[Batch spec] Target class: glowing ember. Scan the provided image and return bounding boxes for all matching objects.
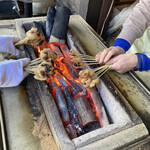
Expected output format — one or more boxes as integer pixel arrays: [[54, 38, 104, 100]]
[[34, 42, 103, 138]]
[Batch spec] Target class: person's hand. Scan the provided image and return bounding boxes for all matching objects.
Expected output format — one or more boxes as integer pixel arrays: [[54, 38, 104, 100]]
[[96, 46, 125, 64], [0, 35, 21, 56], [0, 58, 30, 87], [106, 54, 137, 73]]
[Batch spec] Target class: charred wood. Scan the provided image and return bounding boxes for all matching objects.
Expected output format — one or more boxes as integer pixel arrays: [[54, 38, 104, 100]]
[[74, 96, 97, 127], [60, 44, 70, 58], [62, 73, 87, 96], [63, 87, 84, 136], [49, 44, 64, 57], [55, 73, 86, 96], [62, 57, 79, 79], [89, 87, 110, 127], [54, 73, 69, 89], [65, 123, 77, 139], [55, 86, 70, 125]]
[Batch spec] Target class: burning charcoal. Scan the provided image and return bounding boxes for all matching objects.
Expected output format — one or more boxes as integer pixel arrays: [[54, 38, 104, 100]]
[[55, 86, 70, 125], [59, 44, 70, 58], [62, 58, 79, 79], [55, 73, 86, 96], [63, 74, 87, 96], [63, 87, 84, 136], [46, 7, 56, 40], [65, 123, 77, 139], [89, 87, 110, 127], [54, 73, 79, 96], [49, 76, 57, 89], [49, 44, 64, 58], [74, 96, 97, 127], [54, 73, 70, 89]]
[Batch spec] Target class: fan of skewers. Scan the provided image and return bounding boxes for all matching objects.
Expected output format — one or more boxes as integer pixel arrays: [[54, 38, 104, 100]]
[[69, 49, 110, 88], [24, 48, 57, 81]]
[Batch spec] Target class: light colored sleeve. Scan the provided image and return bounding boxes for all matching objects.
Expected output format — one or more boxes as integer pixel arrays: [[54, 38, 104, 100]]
[[117, 0, 150, 45], [146, 52, 150, 58]]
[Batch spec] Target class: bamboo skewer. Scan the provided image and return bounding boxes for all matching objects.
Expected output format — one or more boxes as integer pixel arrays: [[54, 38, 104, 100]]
[[82, 60, 97, 63], [30, 57, 41, 62], [85, 62, 100, 65], [29, 60, 42, 66], [78, 53, 95, 58], [81, 58, 96, 60], [97, 66, 110, 78], [93, 65, 109, 72]]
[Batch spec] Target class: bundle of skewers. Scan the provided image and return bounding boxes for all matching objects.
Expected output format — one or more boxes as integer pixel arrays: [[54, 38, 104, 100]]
[[69, 49, 110, 88], [24, 48, 57, 81]]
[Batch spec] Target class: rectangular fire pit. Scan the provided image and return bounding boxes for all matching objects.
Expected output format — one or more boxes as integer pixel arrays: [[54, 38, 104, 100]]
[[15, 15, 149, 150]]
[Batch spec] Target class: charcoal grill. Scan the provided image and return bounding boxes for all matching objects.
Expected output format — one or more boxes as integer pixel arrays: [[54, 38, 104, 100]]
[[14, 15, 150, 150]]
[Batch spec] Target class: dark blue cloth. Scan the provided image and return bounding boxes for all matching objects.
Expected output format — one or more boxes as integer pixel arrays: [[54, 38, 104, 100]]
[[113, 38, 131, 52], [140, 53, 150, 71]]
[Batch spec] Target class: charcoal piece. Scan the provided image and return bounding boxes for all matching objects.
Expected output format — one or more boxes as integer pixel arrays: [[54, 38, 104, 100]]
[[90, 87, 110, 127], [46, 7, 56, 40], [74, 96, 97, 127], [63, 58, 79, 79], [63, 73, 87, 96], [55, 73, 69, 88], [23, 22, 33, 32], [49, 77, 56, 89], [49, 44, 64, 57], [55, 73, 86, 96], [55, 86, 70, 125], [24, 74, 41, 117], [84, 122, 100, 134], [49, 6, 70, 44], [33, 21, 46, 39], [63, 87, 84, 136], [65, 123, 77, 139], [59, 44, 70, 58]]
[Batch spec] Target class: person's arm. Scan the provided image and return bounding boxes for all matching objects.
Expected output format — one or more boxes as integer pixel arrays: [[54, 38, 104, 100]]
[[116, 0, 150, 49], [106, 52, 150, 73], [0, 58, 30, 87], [0, 35, 30, 87], [96, 0, 150, 64]]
